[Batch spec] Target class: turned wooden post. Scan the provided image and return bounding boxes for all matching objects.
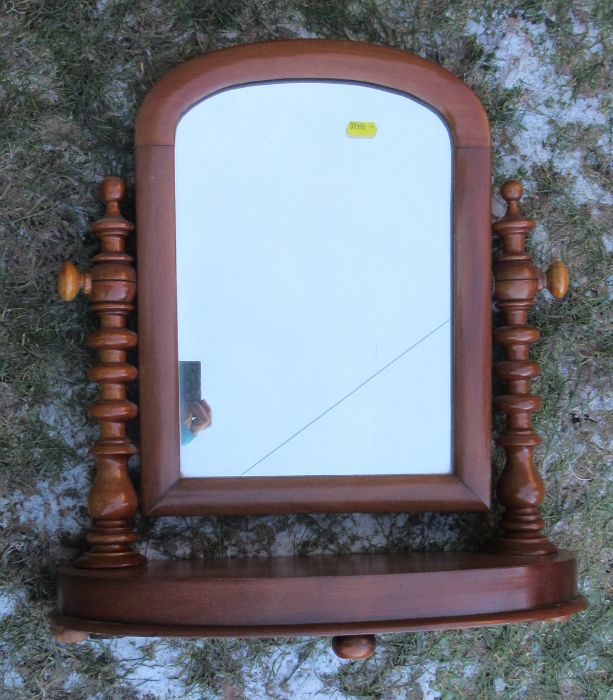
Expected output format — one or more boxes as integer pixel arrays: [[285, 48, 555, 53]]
[[492, 180, 568, 555], [58, 177, 146, 569]]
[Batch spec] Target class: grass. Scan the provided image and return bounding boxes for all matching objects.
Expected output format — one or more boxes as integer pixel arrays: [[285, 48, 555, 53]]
[[0, 1, 611, 698]]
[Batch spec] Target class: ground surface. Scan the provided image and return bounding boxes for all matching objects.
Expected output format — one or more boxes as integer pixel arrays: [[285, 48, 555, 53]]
[[0, 1, 611, 698]]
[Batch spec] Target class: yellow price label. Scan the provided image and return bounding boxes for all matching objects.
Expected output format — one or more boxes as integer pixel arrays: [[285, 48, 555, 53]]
[[346, 121, 378, 139]]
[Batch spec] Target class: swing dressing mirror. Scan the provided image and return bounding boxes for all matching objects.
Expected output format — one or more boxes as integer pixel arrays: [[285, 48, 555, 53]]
[[54, 41, 584, 657]]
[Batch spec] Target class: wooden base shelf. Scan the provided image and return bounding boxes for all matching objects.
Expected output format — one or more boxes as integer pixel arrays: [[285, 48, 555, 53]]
[[55, 551, 585, 639]]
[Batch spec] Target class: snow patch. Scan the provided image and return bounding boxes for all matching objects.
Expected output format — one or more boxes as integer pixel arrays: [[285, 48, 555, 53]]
[[3, 670, 25, 689], [0, 590, 26, 620], [106, 637, 199, 700], [466, 18, 612, 205], [416, 661, 442, 699], [39, 397, 94, 455], [242, 641, 346, 699], [63, 672, 85, 692], [495, 677, 506, 693], [0, 465, 89, 539]]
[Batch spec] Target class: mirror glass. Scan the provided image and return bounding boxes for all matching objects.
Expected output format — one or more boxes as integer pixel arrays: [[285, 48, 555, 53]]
[[175, 81, 452, 478]]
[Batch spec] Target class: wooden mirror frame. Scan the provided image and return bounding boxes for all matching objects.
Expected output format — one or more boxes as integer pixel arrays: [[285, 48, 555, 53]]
[[135, 40, 492, 516], [53, 41, 585, 657]]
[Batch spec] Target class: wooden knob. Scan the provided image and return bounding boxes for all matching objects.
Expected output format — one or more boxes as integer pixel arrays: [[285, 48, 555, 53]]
[[537, 261, 569, 299], [100, 176, 126, 206], [500, 179, 523, 202], [58, 261, 91, 301], [331, 635, 376, 660], [546, 261, 569, 298]]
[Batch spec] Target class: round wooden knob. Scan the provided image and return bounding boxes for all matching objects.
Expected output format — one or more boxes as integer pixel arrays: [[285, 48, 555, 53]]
[[500, 179, 523, 202], [538, 261, 569, 299], [100, 176, 125, 205], [331, 635, 376, 660], [58, 262, 91, 301]]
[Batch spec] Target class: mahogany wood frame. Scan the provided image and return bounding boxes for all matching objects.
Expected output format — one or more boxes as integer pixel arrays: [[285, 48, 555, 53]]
[[135, 40, 493, 516]]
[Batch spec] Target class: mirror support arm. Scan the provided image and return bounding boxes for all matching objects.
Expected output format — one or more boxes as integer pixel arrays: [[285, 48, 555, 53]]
[[491, 180, 566, 555], [59, 177, 146, 570]]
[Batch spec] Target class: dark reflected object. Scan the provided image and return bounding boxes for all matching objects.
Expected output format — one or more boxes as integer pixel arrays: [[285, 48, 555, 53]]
[[179, 361, 212, 443]]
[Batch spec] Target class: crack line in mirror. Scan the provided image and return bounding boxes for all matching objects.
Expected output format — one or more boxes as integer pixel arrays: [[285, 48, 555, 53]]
[[239, 319, 450, 476]]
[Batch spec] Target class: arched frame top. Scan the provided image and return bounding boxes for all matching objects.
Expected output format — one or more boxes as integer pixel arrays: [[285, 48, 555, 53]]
[[136, 40, 490, 148], [135, 40, 492, 516]]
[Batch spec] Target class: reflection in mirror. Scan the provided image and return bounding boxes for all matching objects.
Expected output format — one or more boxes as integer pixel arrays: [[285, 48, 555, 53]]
[[175, 81, 452, 478]]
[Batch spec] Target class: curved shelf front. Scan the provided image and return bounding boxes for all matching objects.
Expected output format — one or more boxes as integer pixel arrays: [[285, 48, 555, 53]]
[[55, 551, 585, 638]]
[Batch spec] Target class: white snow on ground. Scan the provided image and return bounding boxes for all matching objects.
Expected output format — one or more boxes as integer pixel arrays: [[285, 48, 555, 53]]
[[242, 642, 345, 699], [0, 589, 26, 620], [39, 397, 94, 455], [104, 637, 202, 700], [466, 17, 611, 205], [99, 634, 452, 700], [0, 465, 90, 539], [0, 397, 96, 542], [239, 639, 449, 699], [494, 677, 506, 693], [3, 669, 25, 689], [416, 661, 442, 699], [62, 671, 86, 693]]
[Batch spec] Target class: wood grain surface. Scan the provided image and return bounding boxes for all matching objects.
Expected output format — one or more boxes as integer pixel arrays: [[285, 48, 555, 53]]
[[56, 551, 585, 633]]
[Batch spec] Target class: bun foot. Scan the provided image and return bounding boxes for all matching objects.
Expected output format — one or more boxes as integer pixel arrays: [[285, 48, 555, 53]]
[[52, 625, 90, 644], [332, 634, 376, 660]]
